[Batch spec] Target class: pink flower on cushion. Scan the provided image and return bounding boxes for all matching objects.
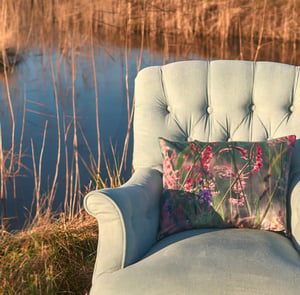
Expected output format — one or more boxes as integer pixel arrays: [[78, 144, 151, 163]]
[[233, 179, 247, 197], [214, 165, 235, 178], [253, 144, 263, 172], [184, 177, 193, 192], [232, 169, 248, 196], [229, 197, 245, 207], [201, 145, 212, 170], [273, 135, 295, 144], [229, 199, 237, 205], [160, 138, 169, 155], [161, 148, 180, 189], [190, 142, 196, 152], [162, 141, 182, 189], [209, 179, 220, 198], [230, 145, 249, 160], [287, 135, 296, 148], [164, 171, 179, 189]]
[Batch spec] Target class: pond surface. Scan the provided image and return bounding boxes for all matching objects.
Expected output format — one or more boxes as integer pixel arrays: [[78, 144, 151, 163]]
[[0, 43, 198, 227], [0, 38, 298, 228]]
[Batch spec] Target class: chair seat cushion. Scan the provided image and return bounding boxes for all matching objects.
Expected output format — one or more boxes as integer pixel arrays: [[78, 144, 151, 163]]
[[91, 229, 300, 295]]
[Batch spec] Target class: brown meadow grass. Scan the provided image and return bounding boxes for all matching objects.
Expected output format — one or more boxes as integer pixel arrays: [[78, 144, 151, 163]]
[[0, 213, 98, 294], [0, 0, 299, 294]]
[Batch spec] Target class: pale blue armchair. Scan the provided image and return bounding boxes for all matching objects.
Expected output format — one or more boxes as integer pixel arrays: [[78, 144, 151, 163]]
[[84, 60, 300, 294]]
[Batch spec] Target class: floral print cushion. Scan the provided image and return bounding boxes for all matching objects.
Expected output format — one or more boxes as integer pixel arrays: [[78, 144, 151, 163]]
[[157, 136, 296, 240]]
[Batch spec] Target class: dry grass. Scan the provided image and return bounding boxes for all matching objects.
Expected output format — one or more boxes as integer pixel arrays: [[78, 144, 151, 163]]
[[0, 213, 98, 295]]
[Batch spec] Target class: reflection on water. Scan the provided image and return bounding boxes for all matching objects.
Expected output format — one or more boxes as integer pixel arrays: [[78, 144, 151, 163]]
[[0, 36, 298, 228], [0, 43, 183, 228]]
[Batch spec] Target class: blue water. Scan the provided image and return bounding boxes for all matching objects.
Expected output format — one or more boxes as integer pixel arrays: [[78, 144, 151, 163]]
[[0, 45, 188, 227]]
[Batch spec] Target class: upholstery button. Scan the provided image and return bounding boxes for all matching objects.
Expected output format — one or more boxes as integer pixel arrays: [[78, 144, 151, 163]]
[[289, 105, 294, 112], [207, 106, 213, 114], [227, 137, 232, 142], [167, 106, 171, 113], [250, 104, 256, 112]]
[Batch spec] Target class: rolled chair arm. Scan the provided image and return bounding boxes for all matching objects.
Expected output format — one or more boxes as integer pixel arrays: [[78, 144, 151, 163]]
[[290, 171, 300, 253], [84, 168, 162, 278]]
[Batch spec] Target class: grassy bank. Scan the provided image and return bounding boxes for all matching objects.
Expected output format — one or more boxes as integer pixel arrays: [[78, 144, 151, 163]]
[[0, 213, 97, 294]]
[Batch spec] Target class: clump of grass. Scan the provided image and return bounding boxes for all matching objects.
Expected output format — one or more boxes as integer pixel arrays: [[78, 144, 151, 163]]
[[0, 212, 98, 295]]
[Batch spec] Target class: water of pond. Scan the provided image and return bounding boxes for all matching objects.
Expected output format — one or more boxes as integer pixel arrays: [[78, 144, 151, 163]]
[[0, 39, 298, 228], [0, 43, 200, 227]]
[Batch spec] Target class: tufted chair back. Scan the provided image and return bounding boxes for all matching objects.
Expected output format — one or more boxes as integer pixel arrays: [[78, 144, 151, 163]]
[[133, 60, 300, 175]]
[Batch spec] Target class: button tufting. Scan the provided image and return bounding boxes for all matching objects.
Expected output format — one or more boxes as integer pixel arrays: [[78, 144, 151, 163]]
[[167, 106, 171, 113], [249, 104, 256, 112], [227, 137, 232, 142], [289, 105, 294, 112], [207, 106, 213, 114]]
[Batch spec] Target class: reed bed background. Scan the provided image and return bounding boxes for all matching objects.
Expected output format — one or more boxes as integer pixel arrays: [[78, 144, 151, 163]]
[[0, 0, 299, 294], [0, 0, 299, 64]]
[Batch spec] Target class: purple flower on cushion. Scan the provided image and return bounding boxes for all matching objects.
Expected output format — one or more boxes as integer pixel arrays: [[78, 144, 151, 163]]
[[200, 188, 212, 205]]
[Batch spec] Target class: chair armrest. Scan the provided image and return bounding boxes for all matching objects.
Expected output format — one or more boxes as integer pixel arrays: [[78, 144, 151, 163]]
[[290, 172, 300, 253], [84, 168, 162, 277]]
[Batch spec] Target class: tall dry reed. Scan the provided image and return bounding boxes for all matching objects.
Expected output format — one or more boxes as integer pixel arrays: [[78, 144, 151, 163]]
[[0, 0, 298, 55]]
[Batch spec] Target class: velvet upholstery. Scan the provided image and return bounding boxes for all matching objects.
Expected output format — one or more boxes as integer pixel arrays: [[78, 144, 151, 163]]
[[92, 229, 300, 295], [84, 60, 300, 294]]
